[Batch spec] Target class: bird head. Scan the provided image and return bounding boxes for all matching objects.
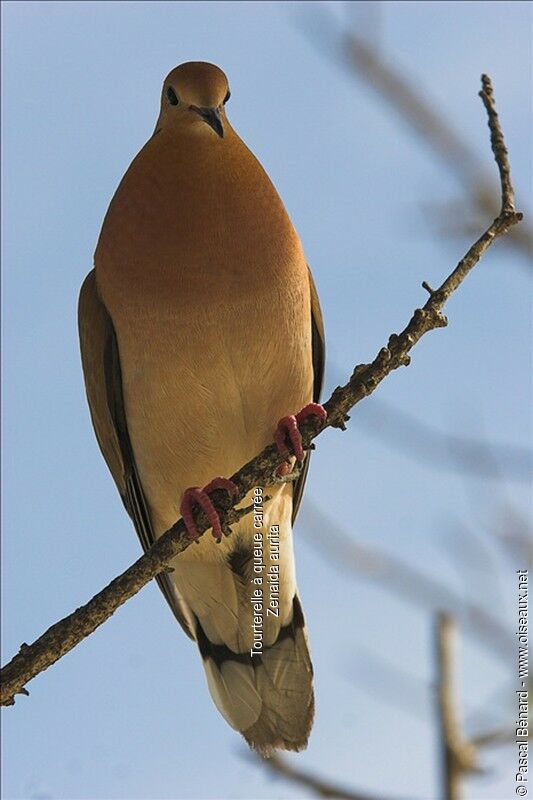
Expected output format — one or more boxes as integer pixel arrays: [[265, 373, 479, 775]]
[[155, 61, 230, 139]]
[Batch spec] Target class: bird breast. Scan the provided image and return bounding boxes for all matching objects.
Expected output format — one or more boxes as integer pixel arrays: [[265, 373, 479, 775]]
[[94, 127, 313, 533]]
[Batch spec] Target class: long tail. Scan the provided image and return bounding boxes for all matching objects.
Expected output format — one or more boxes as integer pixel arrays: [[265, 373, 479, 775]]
[[196, 594, 314, 756], [170, 484, 314, 754]]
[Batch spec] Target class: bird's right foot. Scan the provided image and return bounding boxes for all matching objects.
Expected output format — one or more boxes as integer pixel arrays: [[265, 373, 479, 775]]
[[180, 478, 238, 543]]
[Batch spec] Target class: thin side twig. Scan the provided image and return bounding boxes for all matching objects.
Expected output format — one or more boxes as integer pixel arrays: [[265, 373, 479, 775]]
[[480, 74, 516, 214], [0, 75, 522, 707]]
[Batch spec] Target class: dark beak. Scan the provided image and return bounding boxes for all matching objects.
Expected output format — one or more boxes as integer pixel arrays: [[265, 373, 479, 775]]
[[190, 105, 224, 138]]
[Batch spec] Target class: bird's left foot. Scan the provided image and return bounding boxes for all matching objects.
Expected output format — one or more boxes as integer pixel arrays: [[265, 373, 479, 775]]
[[180, 478, 238, 543], [274, 403, 326, 476]]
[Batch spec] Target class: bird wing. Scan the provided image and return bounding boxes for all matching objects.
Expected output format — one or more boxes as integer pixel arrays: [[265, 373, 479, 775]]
[[291, 266, 325, 523], [78, 269, 194, 638]]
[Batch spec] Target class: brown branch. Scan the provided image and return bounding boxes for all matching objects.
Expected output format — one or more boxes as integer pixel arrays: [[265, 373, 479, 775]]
[[435, 614, 479, 800], [0, 75, 522, 708], [479, 75, 516, 214]]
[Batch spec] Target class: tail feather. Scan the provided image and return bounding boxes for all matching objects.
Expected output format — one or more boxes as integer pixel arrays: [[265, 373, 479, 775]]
[[196, 595, 314, 756], [204, 659, 261, 731]]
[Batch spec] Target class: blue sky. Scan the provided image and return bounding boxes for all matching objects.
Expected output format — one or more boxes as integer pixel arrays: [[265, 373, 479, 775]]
[[2, 2, 531, 799]]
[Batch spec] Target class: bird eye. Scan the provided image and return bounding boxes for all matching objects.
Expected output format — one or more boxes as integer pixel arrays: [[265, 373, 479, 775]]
[[224, 89, 231, 104], [166, 86, 179, 106]]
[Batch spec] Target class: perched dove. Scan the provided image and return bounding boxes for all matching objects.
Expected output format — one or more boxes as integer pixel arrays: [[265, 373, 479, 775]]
[[79, 61, 325, 755]]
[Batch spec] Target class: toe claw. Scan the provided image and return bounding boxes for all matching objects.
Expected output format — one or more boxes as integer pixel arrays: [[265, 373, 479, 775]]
[[274, 404, 327, 472], [275, 415, 304, 461], [180, 487, 204, 541], [274, 416, 294, 458], [180, 485, 228, 543], [203, 477, 238, 499], [275, 461, 292, 477], [295, 403, 327, 425]]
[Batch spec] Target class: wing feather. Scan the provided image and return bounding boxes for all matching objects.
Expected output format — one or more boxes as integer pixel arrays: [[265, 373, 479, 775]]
[[78, 270, 194, 638], [291, 266, 325, 523]]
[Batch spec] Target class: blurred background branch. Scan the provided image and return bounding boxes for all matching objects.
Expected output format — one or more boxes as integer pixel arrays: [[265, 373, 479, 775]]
[[348, 393, 532, 484], [302, 500, 513, 661], [292, 1, 532, 265], [260, 753, 402, 800], [436, 613, 480, 800]]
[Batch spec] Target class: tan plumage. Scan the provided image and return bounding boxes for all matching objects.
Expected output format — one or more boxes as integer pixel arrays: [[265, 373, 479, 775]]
[[79, 61, 325, 754]]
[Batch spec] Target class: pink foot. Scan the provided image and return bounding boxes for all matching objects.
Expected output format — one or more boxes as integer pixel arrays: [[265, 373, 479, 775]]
[[274, 403, 326, 475], [180, 478, 238, 543]]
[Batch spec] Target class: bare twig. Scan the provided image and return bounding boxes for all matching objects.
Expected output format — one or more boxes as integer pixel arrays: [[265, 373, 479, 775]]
[[479, 75, 517, 214], [0, 75, 522, 707], [435, 614, 479, 800]]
